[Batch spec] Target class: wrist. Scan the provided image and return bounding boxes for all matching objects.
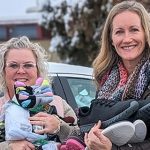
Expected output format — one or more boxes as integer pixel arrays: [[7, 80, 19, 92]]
[[52, 115, 62, 134]]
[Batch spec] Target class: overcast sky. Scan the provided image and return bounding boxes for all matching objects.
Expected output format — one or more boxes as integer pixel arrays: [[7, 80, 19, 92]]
[[0, 0, 86, 20], [0, 0, 38, 19]]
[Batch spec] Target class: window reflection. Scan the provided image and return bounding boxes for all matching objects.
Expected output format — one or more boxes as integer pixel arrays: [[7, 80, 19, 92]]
[[67, 78, 96, 107]]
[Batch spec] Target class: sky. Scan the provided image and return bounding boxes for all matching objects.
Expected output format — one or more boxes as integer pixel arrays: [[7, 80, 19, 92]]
[[0, 0, 87, 21], [0, 0, 39, 20]]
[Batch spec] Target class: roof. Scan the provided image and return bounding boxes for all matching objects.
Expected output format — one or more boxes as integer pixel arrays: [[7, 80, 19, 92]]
[[0, 0, 39, 25], [47, 62, 93, 76], [0, 18, 38, 25]]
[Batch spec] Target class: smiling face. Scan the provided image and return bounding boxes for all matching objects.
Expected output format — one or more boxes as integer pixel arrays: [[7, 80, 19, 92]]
[[111, 11, 146, 69], [4, 48, 38, 98]]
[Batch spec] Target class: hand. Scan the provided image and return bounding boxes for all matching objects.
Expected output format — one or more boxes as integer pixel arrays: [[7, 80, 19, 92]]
[[84, 121, 112, 150], [29, 112, 60, 134], [9, 140, 35, 150]]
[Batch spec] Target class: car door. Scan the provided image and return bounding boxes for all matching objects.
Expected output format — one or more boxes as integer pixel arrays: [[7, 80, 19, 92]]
[[51, 74, 96, 111], [52, 75, 78, 110]]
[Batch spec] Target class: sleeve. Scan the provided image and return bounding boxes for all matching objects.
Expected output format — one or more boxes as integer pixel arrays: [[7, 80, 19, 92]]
[[57, 99, 80, 142], [0, 141, 11, 150]]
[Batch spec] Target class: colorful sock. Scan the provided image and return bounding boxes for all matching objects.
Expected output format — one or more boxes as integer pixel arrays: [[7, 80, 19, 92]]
[[13, 77, 53, 109]]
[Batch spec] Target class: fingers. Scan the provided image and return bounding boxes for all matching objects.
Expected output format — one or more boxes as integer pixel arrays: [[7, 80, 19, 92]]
[[26, 141, 35, 150], [87, 121, 103, 140], [30, 118, 45, 126], [95, 120, 101, 129], [29, 113, 60, 135], [29, 112, 48, 127], [94, 130, 106, 141], [90, 120, 101, 133], [30, 112, 48, 117], [84, 133, 88, 145], [29, 117, 46, 134]]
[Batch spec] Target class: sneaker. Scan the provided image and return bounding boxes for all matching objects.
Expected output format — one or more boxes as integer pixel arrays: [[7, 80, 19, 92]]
[[131, 102, 150, 123], [102, 121, 135, 146], [59, 136, 86, 150], [78, 99, 139, 133], [129, 120, 147, 143]]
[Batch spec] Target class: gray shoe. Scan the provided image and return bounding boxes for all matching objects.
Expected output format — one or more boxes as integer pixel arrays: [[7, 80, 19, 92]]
[[79, 100, 139, 133], [102, 121, 135, 146], [129, 119, 147, 143]]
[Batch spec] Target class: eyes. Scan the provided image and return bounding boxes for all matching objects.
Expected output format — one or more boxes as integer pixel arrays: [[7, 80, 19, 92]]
[[114, 28, 139, 35], [5, 63, 36, 70]]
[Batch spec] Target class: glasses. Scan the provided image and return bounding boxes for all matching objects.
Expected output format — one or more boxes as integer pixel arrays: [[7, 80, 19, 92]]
[[5, 62, 36, 71]]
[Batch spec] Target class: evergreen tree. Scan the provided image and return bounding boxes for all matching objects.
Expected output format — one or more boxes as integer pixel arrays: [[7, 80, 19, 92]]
[[39, 0, 113, 66]]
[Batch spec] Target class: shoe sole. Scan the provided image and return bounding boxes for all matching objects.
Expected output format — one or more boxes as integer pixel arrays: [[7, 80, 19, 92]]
[[102, 121, 135, 146], [129, 119, 147, 143]]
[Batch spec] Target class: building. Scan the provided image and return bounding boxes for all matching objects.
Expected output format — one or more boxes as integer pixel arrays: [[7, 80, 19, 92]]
[[0, 18, 50, 41], [0, 18, 60, 62]]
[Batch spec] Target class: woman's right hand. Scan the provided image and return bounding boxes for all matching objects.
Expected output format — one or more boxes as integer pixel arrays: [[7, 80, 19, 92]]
[[9, 140, 35, 150], [84, 121, 112, 150]]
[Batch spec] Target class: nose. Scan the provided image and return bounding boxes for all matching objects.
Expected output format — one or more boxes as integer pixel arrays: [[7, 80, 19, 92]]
[[123, 32, 132, 43], [16, 66, 26, 73]]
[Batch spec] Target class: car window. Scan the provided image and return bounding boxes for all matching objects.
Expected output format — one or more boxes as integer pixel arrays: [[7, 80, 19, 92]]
[[67, 78, 96, 107]]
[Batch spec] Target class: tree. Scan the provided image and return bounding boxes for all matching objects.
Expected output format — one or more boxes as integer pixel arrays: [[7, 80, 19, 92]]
[[39, 0, 113, 66]]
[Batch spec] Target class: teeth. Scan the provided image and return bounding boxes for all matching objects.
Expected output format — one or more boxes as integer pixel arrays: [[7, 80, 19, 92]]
[[123, 45, 135, 50], [15, 79, 27, 82]]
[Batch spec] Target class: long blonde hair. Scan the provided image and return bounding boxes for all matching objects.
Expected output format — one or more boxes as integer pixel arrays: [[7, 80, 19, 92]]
[[92, 1, 150, 88]]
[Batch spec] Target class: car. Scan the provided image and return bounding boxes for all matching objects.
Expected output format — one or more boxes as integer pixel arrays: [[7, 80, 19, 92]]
[[0, 62, 96, 111], [48, 62, 96, 111]]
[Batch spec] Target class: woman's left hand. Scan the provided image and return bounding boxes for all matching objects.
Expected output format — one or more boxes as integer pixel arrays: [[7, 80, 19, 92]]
[[84, 121, 112, 150], [29, 112, 60, 134]]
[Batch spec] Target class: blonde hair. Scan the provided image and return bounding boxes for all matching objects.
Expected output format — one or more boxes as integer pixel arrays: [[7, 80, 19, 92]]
[[0, 36, 49, 92], [92, 1, 150, 88]]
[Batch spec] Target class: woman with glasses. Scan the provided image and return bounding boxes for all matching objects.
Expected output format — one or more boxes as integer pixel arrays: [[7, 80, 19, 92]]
[[0, 36, 79, 150]]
